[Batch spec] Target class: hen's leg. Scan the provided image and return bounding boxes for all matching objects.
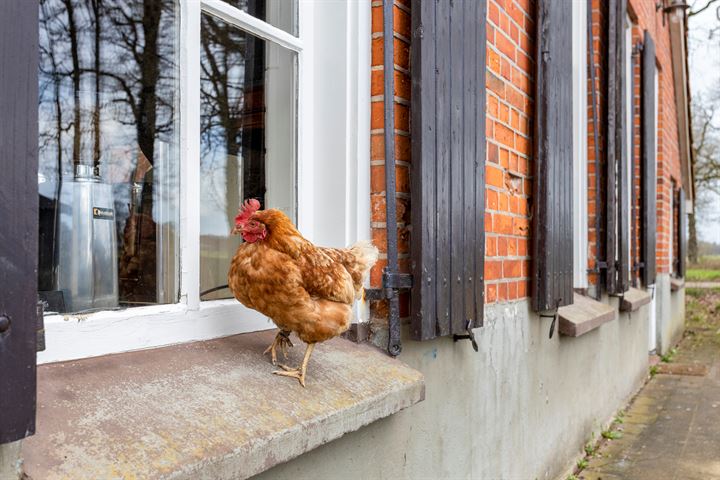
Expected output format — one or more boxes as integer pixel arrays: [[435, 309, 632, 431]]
[[273, 343, 315, 387], [263, 330, 293, 365]]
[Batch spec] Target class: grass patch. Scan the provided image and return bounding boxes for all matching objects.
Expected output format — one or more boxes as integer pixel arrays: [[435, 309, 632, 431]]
[[601, 429, 623, 440], [584, 442, 596, 456], [661, 347, 678, 363], [687, 268, 720, 282], [687, 255, 720, 282]]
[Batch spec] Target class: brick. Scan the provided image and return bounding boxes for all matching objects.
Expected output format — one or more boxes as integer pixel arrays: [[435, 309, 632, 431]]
[[498, 237, 508, 256], [486, 283, 498, 303], [486, 165, 504, 188], [485, 260, 502, 281], [503, 259, 522, 278], [497, 282, 508, 301], [493, 214, 514, 235], [487, 189, 499, 210], [512, 217, 530, 236]]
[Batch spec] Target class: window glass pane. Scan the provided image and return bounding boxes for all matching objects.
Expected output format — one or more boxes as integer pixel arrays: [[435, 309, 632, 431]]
[[223, 0, 298, 36], [200, 13, 297, 300], [38, 0, 179, 313]]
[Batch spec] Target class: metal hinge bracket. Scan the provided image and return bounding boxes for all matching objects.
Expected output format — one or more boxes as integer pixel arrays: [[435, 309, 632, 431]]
[[365, 270, 413, 301]]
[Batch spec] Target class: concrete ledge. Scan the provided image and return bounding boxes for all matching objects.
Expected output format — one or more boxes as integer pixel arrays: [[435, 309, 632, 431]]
[[621, 287, 652, 312], [670, 277, 685, 292], [21, 331, 424, 480], [558, 293, 617, 337]]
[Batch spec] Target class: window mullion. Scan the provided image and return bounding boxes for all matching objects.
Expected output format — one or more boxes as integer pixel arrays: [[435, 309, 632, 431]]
[[180, 0, 202, 309]]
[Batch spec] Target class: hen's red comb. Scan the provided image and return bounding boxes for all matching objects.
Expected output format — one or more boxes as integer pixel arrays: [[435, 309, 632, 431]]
[[234, 198, 261, 228]]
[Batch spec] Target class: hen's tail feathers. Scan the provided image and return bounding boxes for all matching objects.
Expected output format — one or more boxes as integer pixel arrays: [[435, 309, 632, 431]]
[[350, 240, 379, 280]]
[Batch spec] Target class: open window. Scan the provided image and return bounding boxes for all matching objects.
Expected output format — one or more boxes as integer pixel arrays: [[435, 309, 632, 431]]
[[36, 0, 371, 363]]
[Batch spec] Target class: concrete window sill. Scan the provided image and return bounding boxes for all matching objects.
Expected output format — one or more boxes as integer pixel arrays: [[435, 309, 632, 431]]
[[670, 276, 685, 292], [558, 293, 617, 337], [21, 331, 424, 480], [620, 287, 652, 312]]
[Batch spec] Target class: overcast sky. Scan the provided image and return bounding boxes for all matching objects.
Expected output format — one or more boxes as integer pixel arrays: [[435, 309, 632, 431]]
[[688, 0, 720, 242]]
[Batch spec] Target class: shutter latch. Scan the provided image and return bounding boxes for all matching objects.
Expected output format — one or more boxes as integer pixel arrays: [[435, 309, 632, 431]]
[[539, 299, 562, 339], [453, 319, 479, 352]]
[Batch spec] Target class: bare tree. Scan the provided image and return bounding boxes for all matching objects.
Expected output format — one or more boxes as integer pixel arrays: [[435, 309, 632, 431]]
[[200, 9, 267, 230], [689, 92, 720, 263]]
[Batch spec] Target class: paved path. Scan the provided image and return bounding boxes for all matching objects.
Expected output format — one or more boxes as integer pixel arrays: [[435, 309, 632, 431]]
[[686, 281, 720, 289], [578, 298, 720, 480]]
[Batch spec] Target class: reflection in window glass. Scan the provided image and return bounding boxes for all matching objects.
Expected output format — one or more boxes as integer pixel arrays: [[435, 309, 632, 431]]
[[38, 0, 179, 313], [200, 14, 296, 300], [224, 0, 298, 36]]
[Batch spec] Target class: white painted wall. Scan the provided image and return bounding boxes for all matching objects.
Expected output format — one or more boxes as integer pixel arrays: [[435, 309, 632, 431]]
[[254, 299, 650, 480]]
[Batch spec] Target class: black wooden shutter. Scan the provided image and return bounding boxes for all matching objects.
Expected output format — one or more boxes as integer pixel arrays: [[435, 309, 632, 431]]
[[605, 0, 628, 294], [616, 2, 630, 293], [678, 187, 687, 277], [410, 0, 486, 340], [530, 0, 573, 312], [641, 31, 657, 286], [0, 0, 39, 444]]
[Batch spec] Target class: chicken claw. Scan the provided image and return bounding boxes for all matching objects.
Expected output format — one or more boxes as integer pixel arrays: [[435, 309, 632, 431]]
[[263, 330, 293, 365], [272, 343, 315, 387]]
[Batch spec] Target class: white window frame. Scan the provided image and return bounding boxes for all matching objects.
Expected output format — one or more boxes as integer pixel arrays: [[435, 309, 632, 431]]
[[625, 14, 633, 284], [39, 0, 372, 364], [572, 0, 588, 289]]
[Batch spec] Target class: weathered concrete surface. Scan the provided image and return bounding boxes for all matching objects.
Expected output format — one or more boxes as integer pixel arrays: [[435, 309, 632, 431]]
[[0, 441, 22, 480], [20, 331, 424, 480], [656, 274, 685, 355], [581, 302, 720, 480], [686, 282, 720, 289], [254, 298, 649, 480]]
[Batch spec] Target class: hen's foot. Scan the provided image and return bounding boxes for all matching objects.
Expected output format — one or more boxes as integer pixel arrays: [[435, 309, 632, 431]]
[[272, 367, 306, 387], [272, 343, 315, 388], [263, 331, 293, 365]]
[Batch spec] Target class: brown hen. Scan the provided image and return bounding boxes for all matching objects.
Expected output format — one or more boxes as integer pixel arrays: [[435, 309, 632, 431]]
[[228, 199, 379, 386]]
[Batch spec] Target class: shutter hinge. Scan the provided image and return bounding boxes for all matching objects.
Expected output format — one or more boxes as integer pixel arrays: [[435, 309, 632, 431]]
[[365, 271, 413, 301], [587, 261, 609, 274], [36, 300, 46, 352]]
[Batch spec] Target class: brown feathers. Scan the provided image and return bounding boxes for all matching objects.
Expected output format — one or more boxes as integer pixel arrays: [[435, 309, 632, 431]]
[[228, 207, 379, 344]]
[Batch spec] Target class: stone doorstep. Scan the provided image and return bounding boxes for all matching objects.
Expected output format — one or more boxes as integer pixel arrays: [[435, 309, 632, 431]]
[[21, 331, 425, 480], [558, 293, 617, 337], [620, 287, 652, 312]]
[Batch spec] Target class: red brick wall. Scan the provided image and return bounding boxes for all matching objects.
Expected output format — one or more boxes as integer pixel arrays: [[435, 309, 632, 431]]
[[369, 0, 685, 312], [484, 0, 534, 303]]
